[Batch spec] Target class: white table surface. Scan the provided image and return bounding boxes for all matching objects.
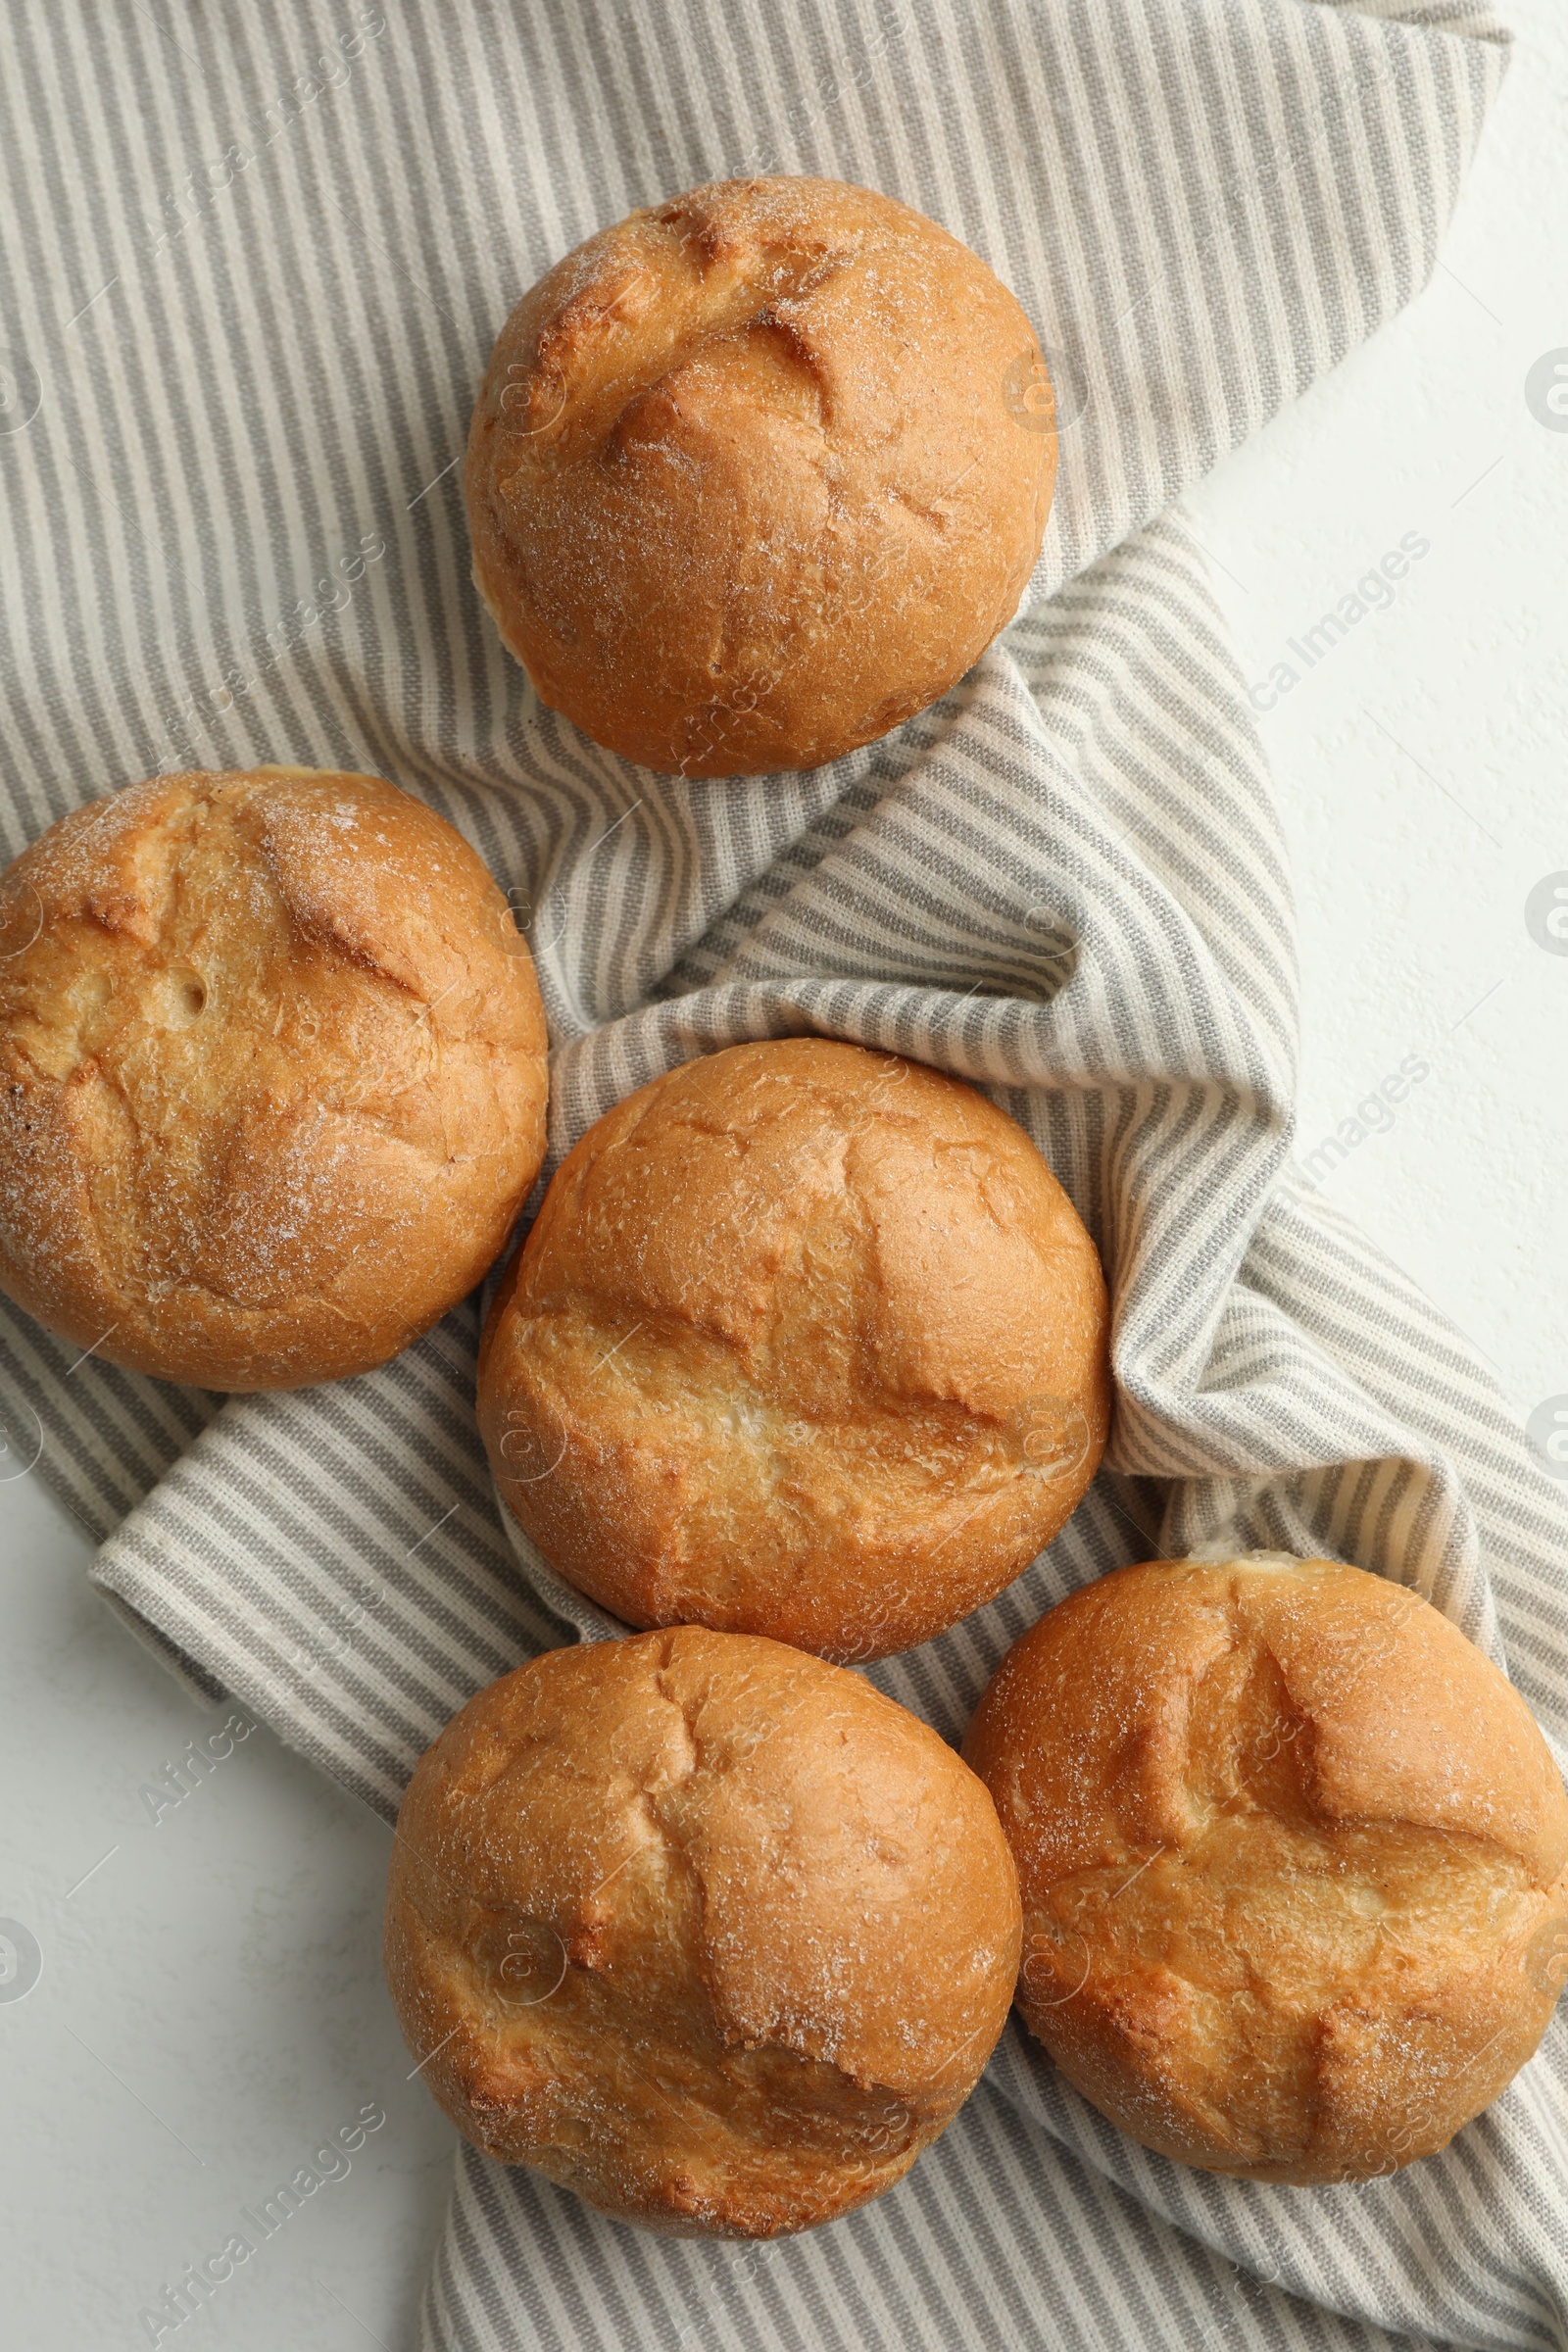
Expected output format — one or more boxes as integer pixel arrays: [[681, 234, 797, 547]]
[[3, 6, 1565, 2345]]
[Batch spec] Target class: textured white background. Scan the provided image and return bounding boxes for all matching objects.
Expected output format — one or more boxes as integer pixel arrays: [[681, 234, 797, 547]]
[[2, 7, 1565, 2345]]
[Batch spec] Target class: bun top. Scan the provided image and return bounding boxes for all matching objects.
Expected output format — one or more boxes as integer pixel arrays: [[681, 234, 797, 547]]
[[384, 1627, 1022, 2233], [466, 174, 1055, 776], [478, 1037, 1109, 1658], [394, 1628, 1020, 2107], [0, 767, 548, 1389], [968, 1553, 1568, 1887], [964, 1553, 1568, 2181]]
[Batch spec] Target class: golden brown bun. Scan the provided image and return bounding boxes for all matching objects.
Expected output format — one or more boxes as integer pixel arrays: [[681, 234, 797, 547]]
[[0, 767, 548, 1389], [477, 1038, 1109, 1659], [466, 174, 1055, 776], [963, 1553, 1568, 2183], [383, 1627, 1022, 2235]]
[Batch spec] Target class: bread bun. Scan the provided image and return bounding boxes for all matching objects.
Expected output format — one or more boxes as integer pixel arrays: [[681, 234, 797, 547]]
[[477, 1038, 1109, 1659], [963, 1552, 1568, 2183], [383, 1627, 1021, 2235], [466, 174, 1054, 776], [0, 767, 548, 1389]]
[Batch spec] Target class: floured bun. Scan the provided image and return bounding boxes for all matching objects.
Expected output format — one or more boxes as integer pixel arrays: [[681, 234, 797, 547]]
[[465, 174, 1055, 776], [383, 1627, 1022, 2235], [476, 1038, 1109, 1660], [963, 1553, 1568, 2183], [0, 767, 549, 1389]]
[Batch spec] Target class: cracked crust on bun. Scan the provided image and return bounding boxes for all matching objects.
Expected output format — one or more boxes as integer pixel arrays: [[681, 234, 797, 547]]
[[383, 1627, 1022, 2235], [0, 767, 548, 1389], [476, 1038, 1109, 1660], [465, 174, 1055, 776], [963, 1552, 1568, 2183]]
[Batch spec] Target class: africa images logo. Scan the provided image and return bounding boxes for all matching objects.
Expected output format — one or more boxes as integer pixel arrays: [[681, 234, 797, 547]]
[[1525, 873, 1568, 956], [1004, 345, 1089, 434], [1526, 1398, 1568, 1485], [0, 1919, 42, 2003], [1301, 1052, 1430, 1185], [1524, 349, 1568, 433], [1249, 534, 1431, 712], [0, 351, 41, 437], [1525, 1916, 1568, 2001]]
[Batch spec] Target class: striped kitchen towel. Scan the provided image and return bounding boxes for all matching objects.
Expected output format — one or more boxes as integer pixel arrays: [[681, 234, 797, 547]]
[[1, 1, 1562, 2347]]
